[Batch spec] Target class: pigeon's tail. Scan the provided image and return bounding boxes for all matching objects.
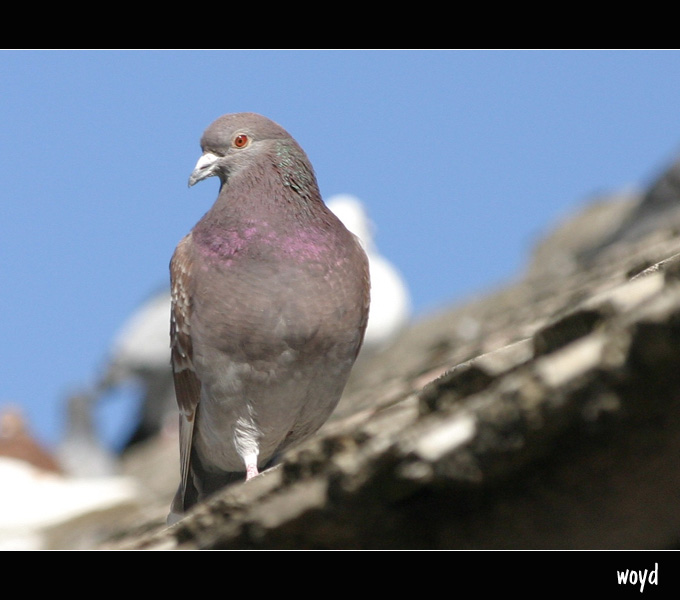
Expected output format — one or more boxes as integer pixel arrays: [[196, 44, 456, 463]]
[[167, 453, 283, 525], [167, 481, 197, 526], [167, 466, 245, 525], [167, 504, 184, 526]]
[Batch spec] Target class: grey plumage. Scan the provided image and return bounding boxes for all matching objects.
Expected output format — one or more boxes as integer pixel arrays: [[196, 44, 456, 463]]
[[169, 113, 369, 522], [326, 195, 411, 353]]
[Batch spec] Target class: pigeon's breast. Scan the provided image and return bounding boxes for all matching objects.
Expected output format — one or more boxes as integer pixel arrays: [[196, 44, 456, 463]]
[[191, 224, 367, 368], [188, 224, 368, 470]]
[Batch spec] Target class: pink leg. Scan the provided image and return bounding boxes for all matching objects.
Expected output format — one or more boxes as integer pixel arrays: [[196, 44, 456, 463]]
[[244, 454, 259, 480]]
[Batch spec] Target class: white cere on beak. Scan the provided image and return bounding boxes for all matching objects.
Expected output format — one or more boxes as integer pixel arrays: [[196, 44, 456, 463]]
[[188, 152, 219, 187]]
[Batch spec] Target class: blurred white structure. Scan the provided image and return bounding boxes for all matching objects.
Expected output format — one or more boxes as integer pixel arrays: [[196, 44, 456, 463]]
[[97, 288, 176, 449], [0, 407, 139, 549], [0, 457, 140, 549], [105, 290, 173, 378]]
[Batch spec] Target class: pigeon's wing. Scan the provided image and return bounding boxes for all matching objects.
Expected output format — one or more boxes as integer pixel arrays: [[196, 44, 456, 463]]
[[169, 234, 202, 517]]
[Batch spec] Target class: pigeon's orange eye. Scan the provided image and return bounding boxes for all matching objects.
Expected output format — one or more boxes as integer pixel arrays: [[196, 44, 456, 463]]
[[233, 134, 249, 148]]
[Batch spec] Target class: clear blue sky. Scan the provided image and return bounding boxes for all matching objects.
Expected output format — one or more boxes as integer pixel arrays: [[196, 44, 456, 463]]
[[3, 50, 680, 450]]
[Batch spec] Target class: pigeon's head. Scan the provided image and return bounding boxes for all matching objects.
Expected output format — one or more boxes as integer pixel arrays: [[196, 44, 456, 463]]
[[188, 112, 299, 188]]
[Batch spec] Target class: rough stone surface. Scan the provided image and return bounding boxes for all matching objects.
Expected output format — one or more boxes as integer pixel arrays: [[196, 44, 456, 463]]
[[99, 154, 680, 550]]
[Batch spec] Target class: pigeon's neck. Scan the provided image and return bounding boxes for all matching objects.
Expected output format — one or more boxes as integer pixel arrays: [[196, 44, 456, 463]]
[[199, 143, 333, 230], [273, 140, 317, 203], [194, 141, 351, 262]]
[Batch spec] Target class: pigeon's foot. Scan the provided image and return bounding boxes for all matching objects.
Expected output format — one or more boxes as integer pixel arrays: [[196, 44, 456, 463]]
[[245, 454, 259, 481]]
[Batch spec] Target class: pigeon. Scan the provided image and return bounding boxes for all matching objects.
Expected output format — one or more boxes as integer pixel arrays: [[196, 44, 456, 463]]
[[168, 113, 370, 522], [95, 196, 406, 453], [326, 194, 411, 352]]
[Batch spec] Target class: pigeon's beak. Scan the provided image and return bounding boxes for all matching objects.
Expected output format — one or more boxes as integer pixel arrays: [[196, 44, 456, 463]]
[[188, 152, 219, 187]]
